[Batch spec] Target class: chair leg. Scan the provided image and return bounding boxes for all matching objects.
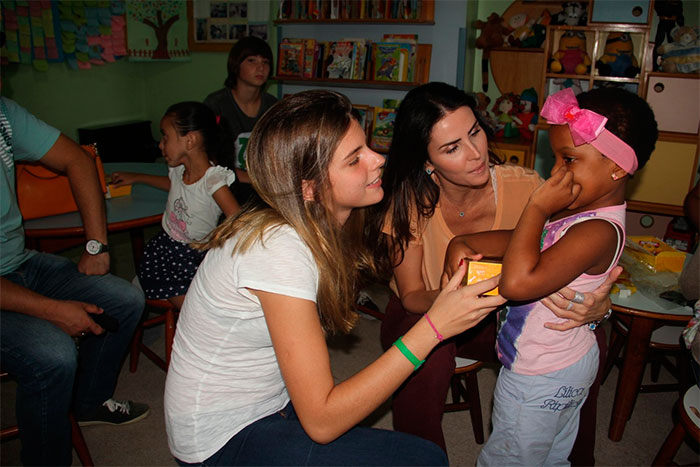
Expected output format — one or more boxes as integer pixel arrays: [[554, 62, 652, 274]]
[[464, 370, 484, 444], [652, 419, 685, 466], [164, 309, 176, 368], [70, 414, 94, 467], [602, 326, 624, 385], [129, 318, 145, 373]]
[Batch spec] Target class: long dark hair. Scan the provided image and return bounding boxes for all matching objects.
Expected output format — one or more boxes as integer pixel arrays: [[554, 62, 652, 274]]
[[224, 36, 274, 89], [165, 101, 224, 164], [365, 82, 499, 279]]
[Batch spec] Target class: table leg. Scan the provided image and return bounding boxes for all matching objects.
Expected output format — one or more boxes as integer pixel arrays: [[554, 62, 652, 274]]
[[608, 315, 655, 441]]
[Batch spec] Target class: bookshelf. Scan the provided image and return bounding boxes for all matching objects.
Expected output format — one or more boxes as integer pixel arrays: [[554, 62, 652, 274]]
[[274, 0, 434, 24]]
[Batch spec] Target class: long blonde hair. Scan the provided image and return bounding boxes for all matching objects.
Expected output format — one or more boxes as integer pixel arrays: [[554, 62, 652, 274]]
[[198, 90, 375, 334]]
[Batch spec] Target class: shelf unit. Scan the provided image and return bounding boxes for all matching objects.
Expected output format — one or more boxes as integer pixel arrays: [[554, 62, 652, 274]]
[[274, 0, 434, 24], [527, 0, 699, 217]]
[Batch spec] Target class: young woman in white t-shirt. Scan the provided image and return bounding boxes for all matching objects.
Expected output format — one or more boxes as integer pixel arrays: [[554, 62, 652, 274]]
[[163, 90, 507, 466], [111, 102, 240, 308]]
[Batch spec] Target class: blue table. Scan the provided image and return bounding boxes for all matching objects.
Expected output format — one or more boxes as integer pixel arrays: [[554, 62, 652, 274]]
[[24, 162, 168, 263]]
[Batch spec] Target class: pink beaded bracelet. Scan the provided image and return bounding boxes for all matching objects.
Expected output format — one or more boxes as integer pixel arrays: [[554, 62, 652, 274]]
[[424, 314, 443, 342]]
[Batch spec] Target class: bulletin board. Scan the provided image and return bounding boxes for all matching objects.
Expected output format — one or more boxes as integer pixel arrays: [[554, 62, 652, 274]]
[[187, 0, 269, 52]]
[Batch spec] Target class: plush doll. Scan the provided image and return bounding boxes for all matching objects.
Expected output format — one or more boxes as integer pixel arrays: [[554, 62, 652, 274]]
[[520, 10, 551, 48], [506, 12, 534, 47], [654, 0, 685, 71], [657, 26, 700, 73], [475, 13, 512, 91], [515, 88, 538, 140], [469, 91, 498, 131], [596, 32, 640, 78], [492, 92, 521, 139], [551, 1, 587, 26], [552, 77, 584, 95], [550, 31, 591, 75]]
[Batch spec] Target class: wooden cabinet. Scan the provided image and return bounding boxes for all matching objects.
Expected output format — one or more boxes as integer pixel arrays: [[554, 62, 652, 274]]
[[589, 0, 651, 24], [645, 74, 700, 134]]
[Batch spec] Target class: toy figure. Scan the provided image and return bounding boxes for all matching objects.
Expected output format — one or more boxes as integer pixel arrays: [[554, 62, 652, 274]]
[[552, 77, 584, 95], [657, 25, 700, 74], [469, 91, 497, 131], [492, 92, 521, 139], [475, 13, 512, 91], [596, 32, 640, 78], [551, 1, 587, 26], [654, 0, 685, 71], [506, 12, 533, 47], [550, 31, 591, 75], [520, 10, 551, 49], [515, 88, 538, 140]]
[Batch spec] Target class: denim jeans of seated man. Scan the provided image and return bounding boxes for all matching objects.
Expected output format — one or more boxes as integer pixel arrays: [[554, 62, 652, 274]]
[[1, 253, 144, 466]]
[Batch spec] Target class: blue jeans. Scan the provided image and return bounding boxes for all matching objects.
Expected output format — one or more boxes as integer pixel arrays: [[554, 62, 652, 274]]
[[175, 402, 448, 466], [1, 253, 144, 466]]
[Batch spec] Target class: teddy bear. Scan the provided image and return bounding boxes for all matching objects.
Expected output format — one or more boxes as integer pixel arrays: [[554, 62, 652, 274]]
[[656, 25, 700, 73], [550, 31, 591, 75], [475, 13, 512, 91], [596, 32, 640, 78]]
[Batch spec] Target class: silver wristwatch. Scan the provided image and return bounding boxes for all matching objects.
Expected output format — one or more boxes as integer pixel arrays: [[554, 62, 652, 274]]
[[85, 239, 109, 255]]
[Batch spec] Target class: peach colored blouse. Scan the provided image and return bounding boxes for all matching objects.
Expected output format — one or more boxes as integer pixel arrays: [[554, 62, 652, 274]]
[[385, 164, 543, 295]]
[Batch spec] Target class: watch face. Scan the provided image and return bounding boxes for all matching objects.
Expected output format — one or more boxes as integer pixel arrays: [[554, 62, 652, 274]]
[[86, 240, 102, 255]]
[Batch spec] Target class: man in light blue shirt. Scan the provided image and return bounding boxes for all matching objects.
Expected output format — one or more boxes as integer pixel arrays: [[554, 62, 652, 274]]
[[0, 97, 149, 465]]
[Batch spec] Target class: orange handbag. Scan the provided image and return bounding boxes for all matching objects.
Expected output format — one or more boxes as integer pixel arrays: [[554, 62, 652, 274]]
[[16, 143, 107, 220]]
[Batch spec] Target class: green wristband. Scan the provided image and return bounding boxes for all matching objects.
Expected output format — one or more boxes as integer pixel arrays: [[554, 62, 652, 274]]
[[393, 336, 425, 371]]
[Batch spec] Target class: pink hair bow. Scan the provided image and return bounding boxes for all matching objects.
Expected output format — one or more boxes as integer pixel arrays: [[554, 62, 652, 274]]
[[541, 88, 637, 174]]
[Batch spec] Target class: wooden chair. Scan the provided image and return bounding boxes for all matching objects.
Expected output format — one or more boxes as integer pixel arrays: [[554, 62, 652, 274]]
[[129, 298, 179, 372], [602, 316, 690, 396], [0, 372, 94, 466], [356, 302, 486, 444], [652, 384, 700, 466]]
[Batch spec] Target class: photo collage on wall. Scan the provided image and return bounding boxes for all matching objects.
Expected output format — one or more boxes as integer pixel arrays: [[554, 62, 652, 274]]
[[192, 1, 267, 43]]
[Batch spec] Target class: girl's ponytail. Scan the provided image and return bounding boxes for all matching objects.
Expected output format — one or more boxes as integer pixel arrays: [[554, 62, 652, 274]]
[[164, 101, 224, 164]]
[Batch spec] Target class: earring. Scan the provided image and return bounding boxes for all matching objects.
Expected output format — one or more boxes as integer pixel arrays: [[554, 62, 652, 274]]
[[425, 168, 433, 175], [611, 173, 619, 181]]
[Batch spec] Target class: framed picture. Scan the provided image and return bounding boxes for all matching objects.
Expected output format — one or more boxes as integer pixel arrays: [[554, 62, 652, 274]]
[[187, 0, 248, 52]]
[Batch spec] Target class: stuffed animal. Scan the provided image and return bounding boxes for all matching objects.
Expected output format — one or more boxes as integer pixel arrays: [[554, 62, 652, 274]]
[[506, 12, 533, 47], [492, 92, 521, 139], [515, 88, 538, 140], [550, 31, 591, 75], [596, 32, 640, 78], [551, 1, 587, 26], [657, 26, 700, 73], [475, 13, 512, 91], [469, 91, 498, 131], [654, 0, 685, 71], [520, 10, 551, 48]]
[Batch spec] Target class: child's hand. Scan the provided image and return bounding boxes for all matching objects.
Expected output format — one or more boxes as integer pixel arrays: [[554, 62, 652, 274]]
[[110, 171, 136, 187], [440, 238, 483, 288], [530, 166, 581, 217]]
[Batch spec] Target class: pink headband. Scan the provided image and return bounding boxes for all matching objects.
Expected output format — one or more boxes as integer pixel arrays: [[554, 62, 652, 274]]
[[540, 88, 638, 174]]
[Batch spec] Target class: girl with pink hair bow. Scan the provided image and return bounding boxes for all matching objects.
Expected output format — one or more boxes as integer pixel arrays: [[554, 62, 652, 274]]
[[447, 86, 657, 465]]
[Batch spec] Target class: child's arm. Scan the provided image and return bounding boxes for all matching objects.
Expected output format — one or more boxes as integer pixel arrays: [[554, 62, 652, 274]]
[[440, 230, 512, 287], [212, 185, 241, 218], [499, 167, 618, 301], [110, 171, 170, 191]]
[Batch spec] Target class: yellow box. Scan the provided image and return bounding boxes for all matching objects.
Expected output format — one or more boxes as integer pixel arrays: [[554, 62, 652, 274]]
[[464, 260, 502, 296], [105, 183, 132, 199], [625, 236, 687, 273]]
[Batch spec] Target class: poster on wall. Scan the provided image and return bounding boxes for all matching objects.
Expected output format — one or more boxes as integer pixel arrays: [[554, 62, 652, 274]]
[[188, 0, 268, 52], [0, 0, 127, 71], [126, 0, 190, 61]]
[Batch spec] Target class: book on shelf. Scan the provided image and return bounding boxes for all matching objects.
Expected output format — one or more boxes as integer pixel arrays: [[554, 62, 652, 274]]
[[382, 34, 417, 81], [370, 107, 397, 152], [278, 0, 426, 20], [372, 42, 410, 82], [352, 104, 374, 138], [278, 39, 305, 77], [324, 41, 355, 79], [302, 38, 316, 78]]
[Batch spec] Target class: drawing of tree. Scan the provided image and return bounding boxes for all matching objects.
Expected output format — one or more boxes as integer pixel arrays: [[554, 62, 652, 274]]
[[128, 1, 182, 59]]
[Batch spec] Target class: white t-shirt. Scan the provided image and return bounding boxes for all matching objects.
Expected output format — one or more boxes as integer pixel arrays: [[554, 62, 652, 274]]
[[162, 164, 236, 243], [164, 224, 319, 463]]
